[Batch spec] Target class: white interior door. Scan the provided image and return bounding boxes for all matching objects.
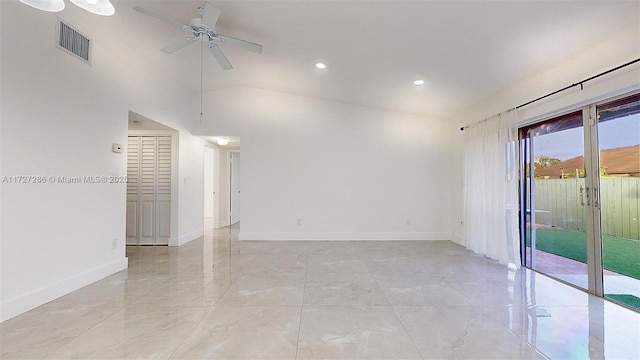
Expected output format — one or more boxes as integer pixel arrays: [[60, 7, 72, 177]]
[[156, 137, 171, 244], [204, 147, 215, 219], [212, 147, 219, 228], [126, 137, 139, 245], [230, 152, 241, 225], [139, 137, 157, 245]]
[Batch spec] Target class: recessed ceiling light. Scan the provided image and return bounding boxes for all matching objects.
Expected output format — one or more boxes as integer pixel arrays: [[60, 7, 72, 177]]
[[216, 138, 229, 146], [413, 79, 425, 86], [315, 62, 326, 69]]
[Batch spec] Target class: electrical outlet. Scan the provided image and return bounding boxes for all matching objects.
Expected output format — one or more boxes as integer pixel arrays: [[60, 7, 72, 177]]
[[111, 238, 118, 249], [406, 218, 411, 225], [296, 218, 302, 226]]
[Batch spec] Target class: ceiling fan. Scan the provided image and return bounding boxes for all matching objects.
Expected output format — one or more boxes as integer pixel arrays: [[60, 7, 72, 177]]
[[133, 2, 262, 70]]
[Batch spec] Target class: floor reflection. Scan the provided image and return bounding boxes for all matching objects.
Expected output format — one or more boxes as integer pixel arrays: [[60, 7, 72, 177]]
[[1, 223, 638, 359]]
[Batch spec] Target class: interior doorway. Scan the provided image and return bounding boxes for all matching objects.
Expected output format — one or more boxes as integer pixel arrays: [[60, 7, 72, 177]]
[[229, 151, 241, 225], [126, 111, 178, 246], [202, 136, 240, 229], [203, 146, 218, 230]]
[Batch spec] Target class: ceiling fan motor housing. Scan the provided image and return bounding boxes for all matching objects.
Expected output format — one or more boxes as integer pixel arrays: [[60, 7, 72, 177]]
[[191, 17, 218, 39], [190, 17, 202, 28]]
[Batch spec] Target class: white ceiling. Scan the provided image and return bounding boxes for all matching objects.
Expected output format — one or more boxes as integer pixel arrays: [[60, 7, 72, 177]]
[[71, 1, 639, 117]]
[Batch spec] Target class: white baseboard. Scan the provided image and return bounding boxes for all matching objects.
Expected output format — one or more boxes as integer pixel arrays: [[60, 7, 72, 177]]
[[169, 228, 204, 246], [452, 233, 463, 244], [239, 232, 452, 241], [0, 257, 128, 323]]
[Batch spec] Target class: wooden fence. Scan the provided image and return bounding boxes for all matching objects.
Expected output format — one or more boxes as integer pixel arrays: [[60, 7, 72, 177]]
[[534, 177, 640, 240]]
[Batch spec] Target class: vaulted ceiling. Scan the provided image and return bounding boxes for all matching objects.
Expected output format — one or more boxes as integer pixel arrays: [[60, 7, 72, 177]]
[[66, 0, 639, 117]]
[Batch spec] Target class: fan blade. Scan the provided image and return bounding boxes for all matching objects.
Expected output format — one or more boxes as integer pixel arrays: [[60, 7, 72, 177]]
[[218, 35, 263, 54], [133, 6, 189, 30], [161, 37, 197, 54], [208, 43, 233, 70], [201, 2, 221, 30]]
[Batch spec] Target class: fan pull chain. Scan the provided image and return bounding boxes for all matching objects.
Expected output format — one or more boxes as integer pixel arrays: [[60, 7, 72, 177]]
[[200, 35, 204, 126]]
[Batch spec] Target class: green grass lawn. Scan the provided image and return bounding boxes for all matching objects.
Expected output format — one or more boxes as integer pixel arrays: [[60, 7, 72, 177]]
[[526, 228, 640, 279]]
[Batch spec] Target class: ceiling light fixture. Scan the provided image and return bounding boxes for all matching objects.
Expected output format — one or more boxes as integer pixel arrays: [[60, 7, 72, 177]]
[[216, 138, 229, 146], [69, 0, 115, 16], [20, 0, 115, 15], [413, 79, 425, 86], [315, 62, 326, 69], [19, 0, 65, 12]]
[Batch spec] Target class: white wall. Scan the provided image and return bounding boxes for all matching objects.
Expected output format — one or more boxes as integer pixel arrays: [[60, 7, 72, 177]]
[[0, 2, 204, 321], [176, 132, 205, 244], [193, 87, 458, 240], [451, 24, 640, 244]]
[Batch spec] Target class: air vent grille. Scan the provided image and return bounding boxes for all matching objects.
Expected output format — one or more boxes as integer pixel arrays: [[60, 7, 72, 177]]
[[58, 21, 91, 63]]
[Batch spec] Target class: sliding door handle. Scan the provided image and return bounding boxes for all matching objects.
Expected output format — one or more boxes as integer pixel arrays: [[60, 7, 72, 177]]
[[593, 186, 599, 208], [579, 185, 590, 207]]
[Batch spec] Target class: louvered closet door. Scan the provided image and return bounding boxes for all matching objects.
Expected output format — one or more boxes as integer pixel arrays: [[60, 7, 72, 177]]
[[156, 137, 171, 244], [126, 137, 140, 245], [139, 137, 157, 245], [126, 136, 172, 245]]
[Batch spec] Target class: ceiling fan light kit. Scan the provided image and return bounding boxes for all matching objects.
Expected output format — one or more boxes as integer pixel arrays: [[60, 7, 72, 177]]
[[69, 0, 115, 16], [19, 0, 65, 12], [20, 0, 115, 15], [133, 1, 263, 70]]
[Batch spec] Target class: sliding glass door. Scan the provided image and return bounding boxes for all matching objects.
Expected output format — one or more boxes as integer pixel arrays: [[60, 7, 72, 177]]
[[597, 94, 640, 308], [520, 92, 640, 311], [521, 110, 591, 291]]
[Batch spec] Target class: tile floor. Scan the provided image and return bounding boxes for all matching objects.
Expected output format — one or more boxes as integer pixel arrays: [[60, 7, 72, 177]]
[[1, 224, 639, 359]]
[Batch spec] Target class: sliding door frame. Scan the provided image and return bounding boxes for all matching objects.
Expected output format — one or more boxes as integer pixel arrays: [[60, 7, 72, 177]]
[[583, 105, 604, 296], [519, 89, 640, 310], [518, 105, 607, 296]]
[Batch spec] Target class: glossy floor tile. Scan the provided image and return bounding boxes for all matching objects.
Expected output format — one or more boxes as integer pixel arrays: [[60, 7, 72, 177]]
[[304, 272, 389, 306], [297, 306, 422, 359], [1, 222, 639, 359], [171, 306, 301, 359], [45, 306, 210, 359]]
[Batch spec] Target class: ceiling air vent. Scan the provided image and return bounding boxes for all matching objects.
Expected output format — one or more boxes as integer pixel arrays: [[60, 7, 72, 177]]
[[57, 21, 91, 63]]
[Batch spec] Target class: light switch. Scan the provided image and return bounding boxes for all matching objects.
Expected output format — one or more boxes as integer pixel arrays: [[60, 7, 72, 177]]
[[112, 143, 123, 153]]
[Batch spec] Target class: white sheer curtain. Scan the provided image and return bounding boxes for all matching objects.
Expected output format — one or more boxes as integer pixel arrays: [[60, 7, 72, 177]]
[[463, 109, 520, 268]]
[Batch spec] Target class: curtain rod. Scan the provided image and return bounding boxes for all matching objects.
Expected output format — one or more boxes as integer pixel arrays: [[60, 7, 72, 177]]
[[460, 58, 640, 131]]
